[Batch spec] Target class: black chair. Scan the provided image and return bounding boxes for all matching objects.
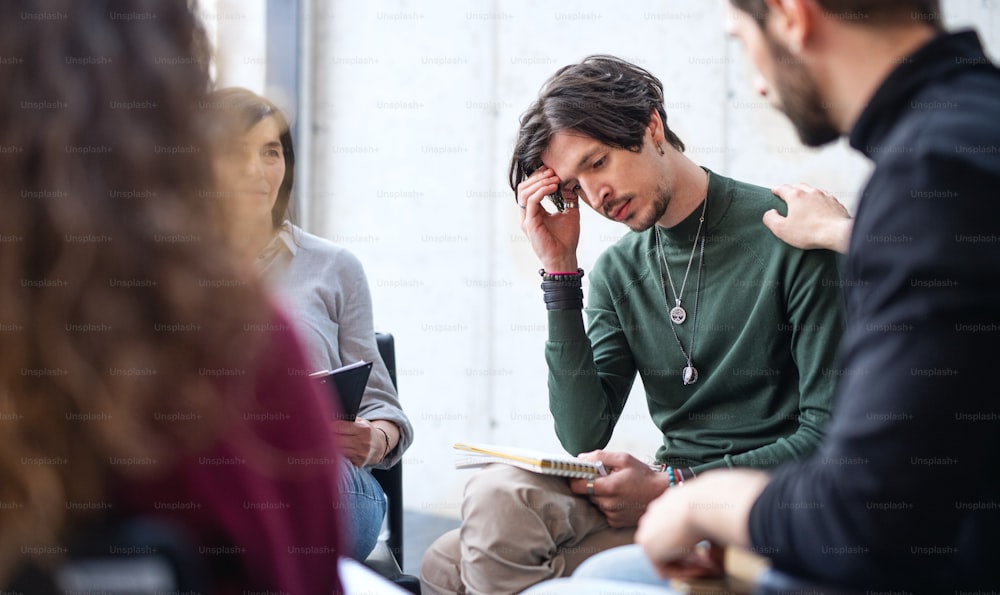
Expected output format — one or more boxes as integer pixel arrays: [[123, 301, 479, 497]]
[[366, 331, 420, 594]]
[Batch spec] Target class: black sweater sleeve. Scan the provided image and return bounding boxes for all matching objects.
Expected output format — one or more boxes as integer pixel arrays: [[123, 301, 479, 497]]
[[749, 132, 1000, 591]]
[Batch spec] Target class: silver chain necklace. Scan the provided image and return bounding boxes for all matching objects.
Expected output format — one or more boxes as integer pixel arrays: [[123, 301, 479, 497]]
[[654, 196, 708, 385], [658, 200, 704, 325]]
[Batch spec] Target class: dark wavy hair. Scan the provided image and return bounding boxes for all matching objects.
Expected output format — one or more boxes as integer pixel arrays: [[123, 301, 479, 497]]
[[201, 87, 296, 228], [509, 54, 685, 194], [729, 0, 943, 28], [0, 0, 272, 579]]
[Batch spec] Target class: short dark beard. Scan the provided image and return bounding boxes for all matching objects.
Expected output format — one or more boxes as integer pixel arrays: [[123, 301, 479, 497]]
[[766, 35, 841, 147], [619, 185, 671, 232]]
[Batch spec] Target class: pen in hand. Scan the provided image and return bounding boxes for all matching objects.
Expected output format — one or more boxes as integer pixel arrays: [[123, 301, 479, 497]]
[[595, 461, 609, 477]]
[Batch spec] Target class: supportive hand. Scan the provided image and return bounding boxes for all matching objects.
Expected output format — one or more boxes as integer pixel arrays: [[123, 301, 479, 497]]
[[765, 183, 853, 254], [644, 539, 726, 581], [517, 166, 581, 272], [634, 469, 771, 579], [567, 450, 670, 528], [332, 418, 381, 467], [635, 483, 724, 579]]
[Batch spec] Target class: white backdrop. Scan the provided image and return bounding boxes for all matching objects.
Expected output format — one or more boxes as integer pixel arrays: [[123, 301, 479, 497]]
[[206, 0, 1000, 519]]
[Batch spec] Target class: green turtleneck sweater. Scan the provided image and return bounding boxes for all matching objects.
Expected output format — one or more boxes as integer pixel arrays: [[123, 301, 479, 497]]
[[546, 169, 845, 473]]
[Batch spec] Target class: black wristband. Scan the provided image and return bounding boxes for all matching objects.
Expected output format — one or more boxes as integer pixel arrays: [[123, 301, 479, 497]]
[[542, 285, 582, 298], [541, 280, 582, 292], [539, 268, 584, 310], [542, 286, 583, 310]]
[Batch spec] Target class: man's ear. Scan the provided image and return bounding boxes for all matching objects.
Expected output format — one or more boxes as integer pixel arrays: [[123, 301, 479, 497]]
[[763, 0, 817, 54], [647, 109, 665, 146]]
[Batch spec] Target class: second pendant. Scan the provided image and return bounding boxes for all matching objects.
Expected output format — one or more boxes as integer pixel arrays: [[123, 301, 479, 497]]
[[682, 365, 699, 385]]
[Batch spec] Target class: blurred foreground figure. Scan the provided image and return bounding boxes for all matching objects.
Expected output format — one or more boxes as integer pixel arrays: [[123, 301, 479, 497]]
[[0, 1, 345, 592]]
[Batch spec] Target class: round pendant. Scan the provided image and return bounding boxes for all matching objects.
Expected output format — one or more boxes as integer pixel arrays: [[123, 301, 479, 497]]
[[669, 305, 687, 324], [682, 366, 699, 385]]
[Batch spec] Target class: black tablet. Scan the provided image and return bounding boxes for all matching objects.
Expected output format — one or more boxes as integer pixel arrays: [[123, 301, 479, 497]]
[[311, 360, 372, 421]]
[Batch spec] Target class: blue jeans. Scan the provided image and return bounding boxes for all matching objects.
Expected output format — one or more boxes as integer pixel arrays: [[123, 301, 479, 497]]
[[338, 458, 387, 560], [523, 545, 683, 595]]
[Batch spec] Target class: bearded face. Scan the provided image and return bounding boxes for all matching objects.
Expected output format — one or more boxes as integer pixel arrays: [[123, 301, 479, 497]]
[[763, 30, 841, 147]]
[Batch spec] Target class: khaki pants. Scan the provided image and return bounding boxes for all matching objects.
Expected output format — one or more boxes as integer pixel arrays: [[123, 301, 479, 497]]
[[420, 464, 636, 595]]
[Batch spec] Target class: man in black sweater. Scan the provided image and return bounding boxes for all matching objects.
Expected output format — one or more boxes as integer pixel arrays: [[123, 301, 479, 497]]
[[626, 1, 1000, 592]]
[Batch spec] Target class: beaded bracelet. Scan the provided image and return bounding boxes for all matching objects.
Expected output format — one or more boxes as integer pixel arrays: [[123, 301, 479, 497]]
[[666, 466, 676, 487], [539, 268, 584, 283]]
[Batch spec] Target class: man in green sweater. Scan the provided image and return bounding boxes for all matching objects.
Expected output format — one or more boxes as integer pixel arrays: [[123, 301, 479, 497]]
[[420, 55, 845, 595]]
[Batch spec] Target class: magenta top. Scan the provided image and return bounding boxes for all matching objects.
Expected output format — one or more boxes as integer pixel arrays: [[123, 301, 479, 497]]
[[118, 308, 345, 594]]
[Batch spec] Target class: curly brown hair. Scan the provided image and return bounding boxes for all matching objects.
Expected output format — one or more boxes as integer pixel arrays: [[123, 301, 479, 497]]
[[0, 0, 274, 580]]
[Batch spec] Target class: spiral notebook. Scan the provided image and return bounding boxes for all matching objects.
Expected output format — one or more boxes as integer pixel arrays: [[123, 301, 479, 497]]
[[453, 442, 602, 479]]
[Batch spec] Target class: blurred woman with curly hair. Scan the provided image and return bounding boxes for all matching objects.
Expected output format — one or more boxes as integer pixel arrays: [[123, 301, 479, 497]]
[[0, 0, 344, 591]]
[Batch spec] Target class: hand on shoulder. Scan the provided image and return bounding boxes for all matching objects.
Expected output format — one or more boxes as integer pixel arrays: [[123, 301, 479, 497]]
[[765, 183, 853, 254]]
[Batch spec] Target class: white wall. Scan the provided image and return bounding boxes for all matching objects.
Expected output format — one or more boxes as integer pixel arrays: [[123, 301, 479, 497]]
[[200, 0, 268, 92], [209, 0, 1000, 519]]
